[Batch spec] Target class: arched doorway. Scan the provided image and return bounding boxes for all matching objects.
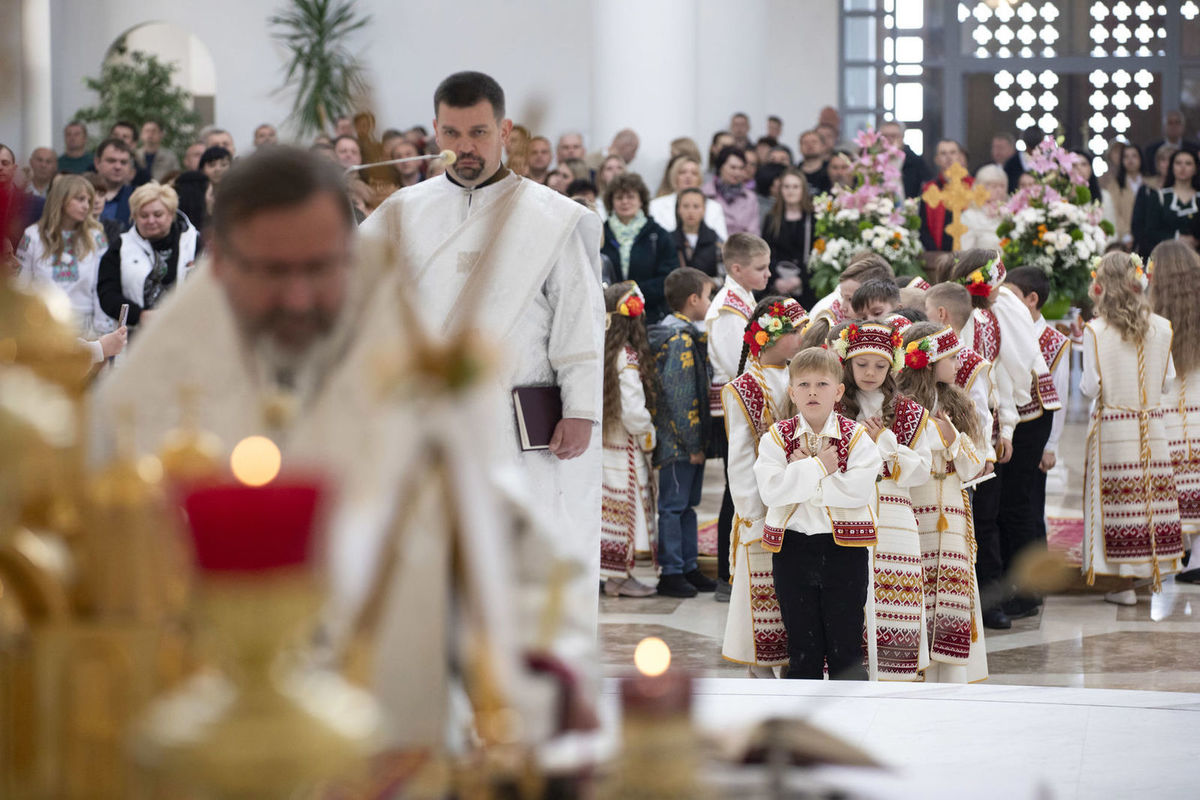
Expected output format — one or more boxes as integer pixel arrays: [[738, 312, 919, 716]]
[[105, 22, 217, 127]]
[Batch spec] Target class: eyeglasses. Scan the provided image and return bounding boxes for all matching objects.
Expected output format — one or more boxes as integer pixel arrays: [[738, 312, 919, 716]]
[[220, 239, 350, 288]]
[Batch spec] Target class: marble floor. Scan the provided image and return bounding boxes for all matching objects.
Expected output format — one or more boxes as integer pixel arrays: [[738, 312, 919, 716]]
[[596, 373, 1200, 796]]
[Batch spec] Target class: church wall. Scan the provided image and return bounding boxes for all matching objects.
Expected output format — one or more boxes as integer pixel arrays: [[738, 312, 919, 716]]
[[25, 0, 837, 169]]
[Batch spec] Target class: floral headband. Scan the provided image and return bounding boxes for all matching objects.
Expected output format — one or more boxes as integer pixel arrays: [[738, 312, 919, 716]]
[[744, 299, 808, 358], [903, 325, 963, 370], [1090, 254, 1148, 291], [956, 253, 1007, 298], [610, 283, 646, 321], [833, 322, 905, 374]]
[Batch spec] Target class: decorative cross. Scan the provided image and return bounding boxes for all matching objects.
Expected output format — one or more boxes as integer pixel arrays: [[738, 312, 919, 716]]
[[921, 162, 990, 252]]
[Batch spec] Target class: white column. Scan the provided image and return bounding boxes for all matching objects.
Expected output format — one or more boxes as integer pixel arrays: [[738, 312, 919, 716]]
[[590, 0, 698, 190], [22, 0, 53, 152]]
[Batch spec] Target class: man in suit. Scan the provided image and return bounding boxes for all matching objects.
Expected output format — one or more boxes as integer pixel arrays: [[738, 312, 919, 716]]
[[1144, 110, 1200, 175]]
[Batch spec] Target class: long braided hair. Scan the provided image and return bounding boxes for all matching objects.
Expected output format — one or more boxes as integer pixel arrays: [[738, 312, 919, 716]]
[[602, 281, 659, 433], [736, 295, 792, 376]]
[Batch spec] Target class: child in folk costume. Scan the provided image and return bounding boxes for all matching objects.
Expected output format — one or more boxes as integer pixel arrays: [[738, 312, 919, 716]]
[[925, 282, 997, 460], [1083, 253, 1185, 603], [754, 347, 882, 680], [808, 251, 895, 326], [999, 267, 1072, 618], [720, 296, 809, 675], [601, 282, 660, 597], [833, 321, 932, 681], [1148, 241, 1200, 585], [706, 233, 773, 597], [896, 322, 989, 683]]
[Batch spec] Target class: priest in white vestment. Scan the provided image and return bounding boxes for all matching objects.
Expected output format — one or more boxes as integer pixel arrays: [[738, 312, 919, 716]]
[[359, 72, 606, 648], [89, 147, 594, 750]]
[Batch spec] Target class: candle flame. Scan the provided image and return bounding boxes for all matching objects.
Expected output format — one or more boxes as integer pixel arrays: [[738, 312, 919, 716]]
[[634, 636, 671, 677], [230, 435, 282, 487]]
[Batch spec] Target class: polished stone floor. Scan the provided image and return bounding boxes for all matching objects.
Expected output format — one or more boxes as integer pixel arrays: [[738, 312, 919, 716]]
[[599, 371, 1200, 689], [596, 366, 1200, 797]]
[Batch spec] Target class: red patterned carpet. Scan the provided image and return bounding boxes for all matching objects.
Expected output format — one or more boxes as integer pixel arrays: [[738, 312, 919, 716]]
[[1047, 515, 1084, 566], [699, 518, 718, 556]]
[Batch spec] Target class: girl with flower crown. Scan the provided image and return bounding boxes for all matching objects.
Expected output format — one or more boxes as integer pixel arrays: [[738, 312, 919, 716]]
[[1082, 252, 1184, 605], [720, 295, 808, 675], [601, 281, 661, 597], [1149, 241, 1200, 585], [834, 320, 932, 681], [896, 321, 989, 683]]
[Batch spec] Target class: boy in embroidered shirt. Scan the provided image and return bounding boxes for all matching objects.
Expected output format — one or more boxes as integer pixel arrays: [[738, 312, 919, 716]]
[[651, 267, 718, 597], [705, 233, 772, 595], [753, 347, 882, 680], [849, 278, 902, 322]]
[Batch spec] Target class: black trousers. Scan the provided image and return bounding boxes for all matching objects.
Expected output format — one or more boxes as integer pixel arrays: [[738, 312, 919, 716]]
[[972, 462, 1004, 611], [772, 532, 869, 680], [713, 418, 735, 582], [997, 411, 1054, 594]]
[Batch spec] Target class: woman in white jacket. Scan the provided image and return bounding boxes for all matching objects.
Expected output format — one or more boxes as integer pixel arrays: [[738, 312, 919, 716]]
[[95, 181, 199, 333], [15, 174, 108, 335]]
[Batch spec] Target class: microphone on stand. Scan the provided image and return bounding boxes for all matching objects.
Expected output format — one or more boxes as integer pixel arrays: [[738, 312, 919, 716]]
[[345, 150, 457, 175]]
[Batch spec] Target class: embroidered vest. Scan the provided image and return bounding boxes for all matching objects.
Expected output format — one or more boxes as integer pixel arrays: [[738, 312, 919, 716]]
[[727, 371, 776, 441], [1017, 326, 1069, 422], [882, 395, 929, 479], [760, 413, 878, 551], [708, 287, 754, 413], [955, 348, 988, 391], [973, 309, 1001, 363]]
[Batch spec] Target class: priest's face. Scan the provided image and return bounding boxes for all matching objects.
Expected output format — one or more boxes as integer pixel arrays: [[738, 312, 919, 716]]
[[211, 191, 352, 353], [434, 100, 512, 186]]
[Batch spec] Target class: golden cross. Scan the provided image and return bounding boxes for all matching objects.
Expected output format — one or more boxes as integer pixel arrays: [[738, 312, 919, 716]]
[[921, 162, 990, 252]]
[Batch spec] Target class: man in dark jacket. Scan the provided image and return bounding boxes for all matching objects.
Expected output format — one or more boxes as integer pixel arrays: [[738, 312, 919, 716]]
[[880, 121, 933, 199]]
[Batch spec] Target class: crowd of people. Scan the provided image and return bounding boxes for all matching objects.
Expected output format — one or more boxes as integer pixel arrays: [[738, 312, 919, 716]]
[[2, 92, 1198, 689]]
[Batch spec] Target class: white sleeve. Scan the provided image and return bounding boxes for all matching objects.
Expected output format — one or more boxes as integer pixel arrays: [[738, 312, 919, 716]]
[[1045, 345, 1071, 455], [14, 229, 36, 286], [974, 368, 998, 460], [1080, 325, 1100, 400], [546, 215, 606, 422], [80, 338, 104, 364], [993, 291, 1050, 407], [723, 386, 768, 520], [705, 199, 729, 241], [708, 310, 747, 387], [994, 362, 1018, 442], [888, 425, 935, 490], [949, 427, 985, 479], [818, 431, 883, 507], [619, 356, 655, 450], [752, 425, 827, 508]]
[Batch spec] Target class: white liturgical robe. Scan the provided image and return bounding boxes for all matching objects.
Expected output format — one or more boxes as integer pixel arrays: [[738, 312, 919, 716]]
[[360, 170, 606, 644], [90, 237, 593, 750]]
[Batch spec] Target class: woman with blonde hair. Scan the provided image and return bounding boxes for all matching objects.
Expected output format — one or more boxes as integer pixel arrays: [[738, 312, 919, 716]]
[[1148, 240, 1200, 583], [1082, 251, 1184, 604], [648, 155, 729, 239], [16, 174, 108, 333], [96, 181, 199, 331]]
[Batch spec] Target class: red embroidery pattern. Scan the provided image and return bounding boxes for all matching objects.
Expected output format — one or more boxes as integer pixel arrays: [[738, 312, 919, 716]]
[[1019, 327, 1069, 420], [749, 567, 789, 664], [974, 309, 1001, 362], [730, 373, 773, 439], [955, 348, 987, 391], [723, 291, 754, 320]]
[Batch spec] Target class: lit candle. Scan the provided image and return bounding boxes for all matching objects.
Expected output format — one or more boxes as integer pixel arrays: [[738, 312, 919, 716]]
[[620, 637, 692, 717]]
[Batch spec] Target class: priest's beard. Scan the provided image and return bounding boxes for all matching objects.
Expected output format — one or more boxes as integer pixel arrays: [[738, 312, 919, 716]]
[[248, 312, 340, 398]]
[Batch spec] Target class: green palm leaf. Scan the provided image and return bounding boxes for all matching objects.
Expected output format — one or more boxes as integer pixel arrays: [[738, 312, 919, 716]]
[[270, 0, 372, 137]]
